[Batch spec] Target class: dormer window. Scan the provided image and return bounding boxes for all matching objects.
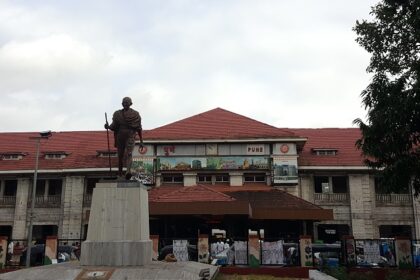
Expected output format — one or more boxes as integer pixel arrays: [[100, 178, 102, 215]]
[[97, 150, 117, 158], [44, 152, 68, 160], [1, 152, 25, 160], [312, 148, 338, 156]]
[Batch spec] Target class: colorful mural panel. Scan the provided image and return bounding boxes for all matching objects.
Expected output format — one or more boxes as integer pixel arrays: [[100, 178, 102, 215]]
[[132, 157, 155, 185], [158, 156, 269, 171]]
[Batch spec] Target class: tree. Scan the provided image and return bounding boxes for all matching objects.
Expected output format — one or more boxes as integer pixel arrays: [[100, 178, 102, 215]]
[[353, 0, 420, 194]]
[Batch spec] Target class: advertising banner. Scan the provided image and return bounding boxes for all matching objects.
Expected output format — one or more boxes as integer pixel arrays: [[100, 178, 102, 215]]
[[273, 156, 298, 184]]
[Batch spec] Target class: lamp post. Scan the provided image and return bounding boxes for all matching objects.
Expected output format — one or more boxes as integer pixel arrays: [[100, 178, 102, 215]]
[[26, 131, 52, 268]]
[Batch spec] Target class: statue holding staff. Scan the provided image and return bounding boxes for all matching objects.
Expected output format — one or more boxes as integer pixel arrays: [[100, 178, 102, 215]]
[[105, 97, 143, 178]]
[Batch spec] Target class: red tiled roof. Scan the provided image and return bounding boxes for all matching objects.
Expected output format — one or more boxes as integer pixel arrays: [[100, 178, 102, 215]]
[[148, 184, 333, 220], [0, 131, 118, 171], [150, 184, 235, 202], [290, 128, 365, 166], [145, 108, 298, 140], [0, 112, 366, 171]]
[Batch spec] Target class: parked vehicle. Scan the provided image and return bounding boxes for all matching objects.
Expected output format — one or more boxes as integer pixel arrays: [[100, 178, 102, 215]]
[[312, 243, 341, 267], [19, 244, 78, 265]]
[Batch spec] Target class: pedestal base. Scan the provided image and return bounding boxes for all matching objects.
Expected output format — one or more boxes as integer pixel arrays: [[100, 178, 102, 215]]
[[81, 240, 152, 266]]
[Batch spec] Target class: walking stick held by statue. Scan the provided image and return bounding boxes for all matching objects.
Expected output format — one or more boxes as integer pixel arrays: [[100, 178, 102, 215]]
[[105, 113, 112, 176]]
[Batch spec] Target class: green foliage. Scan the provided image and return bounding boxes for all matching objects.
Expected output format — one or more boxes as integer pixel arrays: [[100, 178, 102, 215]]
[[353, 0, 420, 194], [325, 267, 375, 280]]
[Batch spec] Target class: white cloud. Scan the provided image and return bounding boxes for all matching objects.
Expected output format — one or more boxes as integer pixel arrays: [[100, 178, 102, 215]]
[[0, 0, 377, 132]]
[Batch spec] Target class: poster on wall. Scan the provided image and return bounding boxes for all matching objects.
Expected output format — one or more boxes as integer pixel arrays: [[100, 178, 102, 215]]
[[132, 157, 154, 185], [272, 156, 298, 184], [157, 156, 269, 171]]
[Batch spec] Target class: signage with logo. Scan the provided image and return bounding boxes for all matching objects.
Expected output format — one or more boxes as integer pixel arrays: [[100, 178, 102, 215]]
[[246, 144, 265, 155]]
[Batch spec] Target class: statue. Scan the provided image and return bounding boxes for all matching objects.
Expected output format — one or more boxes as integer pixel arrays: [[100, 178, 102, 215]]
[[105, 97, 143, 178]]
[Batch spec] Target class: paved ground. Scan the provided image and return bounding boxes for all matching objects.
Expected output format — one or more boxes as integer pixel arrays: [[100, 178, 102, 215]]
[[0, 261, 219, 280]]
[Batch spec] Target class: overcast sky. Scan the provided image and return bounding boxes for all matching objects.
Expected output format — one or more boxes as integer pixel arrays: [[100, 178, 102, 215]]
[[0, 0, 377, 132]]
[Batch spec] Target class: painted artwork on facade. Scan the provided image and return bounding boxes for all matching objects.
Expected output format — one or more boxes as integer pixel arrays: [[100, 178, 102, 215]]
[[272, 156, 298, 184], [395, 239, 413, 268], [198, 235, 209, 263], [132, 157, 154, 185], [248, 233, 260, 267], [261, 240, 284, 264], [44, 237, 58, 264], [299, 237, 313, 267], [158, 156, 269, 171]]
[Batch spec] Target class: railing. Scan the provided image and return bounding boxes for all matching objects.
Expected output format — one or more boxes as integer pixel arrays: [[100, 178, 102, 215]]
[[29, 195, 61, 208], [376, 194, 412, 206], [83, 194, 92, 207], [314, 193, 349, 204], [0, 195, 16, 207]]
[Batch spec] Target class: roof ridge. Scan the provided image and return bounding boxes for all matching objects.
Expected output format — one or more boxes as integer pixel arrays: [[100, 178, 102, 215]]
[[273, 189, 323, 209], [155, 184, 235, 201]]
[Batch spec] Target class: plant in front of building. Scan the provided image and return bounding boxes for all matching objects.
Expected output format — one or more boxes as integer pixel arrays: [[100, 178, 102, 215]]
[[353, 0, 420, 195]]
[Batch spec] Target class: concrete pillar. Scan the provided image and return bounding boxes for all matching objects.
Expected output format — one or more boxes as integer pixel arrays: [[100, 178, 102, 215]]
[[411, 188, 420, 239], [248, 230, 260, 267], [0, 180, 4, 197], [60, 176, 84, 239], [183, 173, 197, 187], [229, 172, 243, 186], [348, 174, 375, 239], [299, 175, 314, 202], [12, 178, 30, 239], [395, 237, 413, 268]]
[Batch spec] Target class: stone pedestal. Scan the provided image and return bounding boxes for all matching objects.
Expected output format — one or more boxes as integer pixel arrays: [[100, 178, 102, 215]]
[[80, 181, 151, 266]]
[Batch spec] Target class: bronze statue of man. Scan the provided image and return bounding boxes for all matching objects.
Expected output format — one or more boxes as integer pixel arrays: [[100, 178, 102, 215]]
[[105, 97, 143, 178]]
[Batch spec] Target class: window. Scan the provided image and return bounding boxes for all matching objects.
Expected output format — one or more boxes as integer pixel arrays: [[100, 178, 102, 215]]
[[244, 173, 266, 182], [375, 176, 409, 194], [312, 149, 338, 156], [97, 151, 117, 158], [197, 173, 230, 184], [44, 151, 68, 159], [86, 178, 100, 195], [162, 173, 183, 183], [3, 180, 17, 196], [215, 174, 229, 183], [48, 179, 62, 196], [35, 180, 46, 195], [314, 176, 348, 193], [33, 179, 62, 196], [197, 175, 212, 183], [2, 153, 24, 160]]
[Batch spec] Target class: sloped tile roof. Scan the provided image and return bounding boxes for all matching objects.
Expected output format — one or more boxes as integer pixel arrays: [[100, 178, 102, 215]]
[[0, 111, 366, 171], [145, 108, 298, 140], [290, 128, 365, 166], [148, 184, 333, 220], [150, 184, 235, 202], [0, 131, 118, 171]]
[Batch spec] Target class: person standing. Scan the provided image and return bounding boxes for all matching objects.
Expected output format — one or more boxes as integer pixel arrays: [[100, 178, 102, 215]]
[[105, 97, 143, 178]]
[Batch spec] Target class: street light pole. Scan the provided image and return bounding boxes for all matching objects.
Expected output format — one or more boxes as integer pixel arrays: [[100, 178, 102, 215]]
[[26, 131, 51, 268]]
